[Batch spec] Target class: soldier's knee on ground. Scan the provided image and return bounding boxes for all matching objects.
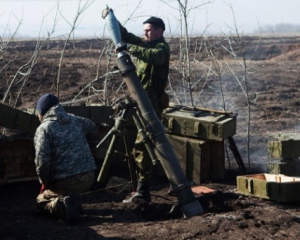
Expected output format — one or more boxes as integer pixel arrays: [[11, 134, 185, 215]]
[[36, 195, 65, 219], [50, 197, 66, 219]]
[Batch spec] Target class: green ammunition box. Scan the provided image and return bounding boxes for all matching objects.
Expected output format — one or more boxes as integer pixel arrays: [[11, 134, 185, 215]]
[[162, 107, 236, 141], [268, 140, 300, 159], [237, 173, 300, 202], [64, 106, 114, 127], [0, 103, 40, 134], [0, 136, 36, 185], [268, 132, 300, 159], [153, 134, 225, 184]]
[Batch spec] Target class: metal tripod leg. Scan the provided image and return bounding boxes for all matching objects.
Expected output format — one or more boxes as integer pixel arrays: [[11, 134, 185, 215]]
[[97, 107, 133, 183], [227, 136, 247, 174], [96, 98, 161, 190], [122, 130, 137, 191]]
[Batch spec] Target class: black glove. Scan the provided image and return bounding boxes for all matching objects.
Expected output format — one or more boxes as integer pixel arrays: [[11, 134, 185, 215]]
[[115, 42, 131, 53]]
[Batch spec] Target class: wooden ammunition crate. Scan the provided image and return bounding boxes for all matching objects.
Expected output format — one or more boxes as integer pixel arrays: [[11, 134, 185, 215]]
[[0, 136, 36, 184], [0, 103, 40, 134], [268, 132, 300, 159], [237, 173, 300, 202], [162, 107, 236, 141], [153, 134, 225, 184]]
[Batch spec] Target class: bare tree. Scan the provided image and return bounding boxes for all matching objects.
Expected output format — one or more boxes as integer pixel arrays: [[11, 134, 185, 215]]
[[0, 13, 23, 104], [161, 0, 213, 106], [0, 13, 22, 59], [1, 5, 60, 107], [56, 0, 95, 99], [205, 40, 226, 110], [221, 2, 260, 169]]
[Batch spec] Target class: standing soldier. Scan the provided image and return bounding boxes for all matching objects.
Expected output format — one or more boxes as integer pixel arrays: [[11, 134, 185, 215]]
[[102, 9, 170, 203]]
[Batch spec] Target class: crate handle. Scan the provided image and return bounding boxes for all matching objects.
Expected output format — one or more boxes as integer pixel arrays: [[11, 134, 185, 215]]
[[168, 118, 174, 132], [246, 179, 254, 193]]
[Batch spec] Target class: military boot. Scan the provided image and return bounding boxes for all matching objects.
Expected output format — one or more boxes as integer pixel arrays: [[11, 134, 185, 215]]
[[123, 180, 151, 203], [63, 192, 80, 225]]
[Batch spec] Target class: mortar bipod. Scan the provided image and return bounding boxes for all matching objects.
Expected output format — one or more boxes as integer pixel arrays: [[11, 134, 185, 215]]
[[96, 97, 159, 191]]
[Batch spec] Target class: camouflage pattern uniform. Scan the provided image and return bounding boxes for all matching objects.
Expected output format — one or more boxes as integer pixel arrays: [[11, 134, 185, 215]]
[[34, 104, 99, 218], [119, 24, 170, 182]]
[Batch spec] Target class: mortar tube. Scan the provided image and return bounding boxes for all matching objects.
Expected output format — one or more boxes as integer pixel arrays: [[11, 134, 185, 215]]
[[116, 52, 204, 218]]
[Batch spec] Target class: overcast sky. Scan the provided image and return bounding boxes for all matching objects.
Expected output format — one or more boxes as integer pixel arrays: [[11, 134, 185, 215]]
[[0, 0, 299, 38]]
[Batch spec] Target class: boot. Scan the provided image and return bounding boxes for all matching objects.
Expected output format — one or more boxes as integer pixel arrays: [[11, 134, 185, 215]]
[[63, 193, 80, 225], [123, 180, 151, 203]]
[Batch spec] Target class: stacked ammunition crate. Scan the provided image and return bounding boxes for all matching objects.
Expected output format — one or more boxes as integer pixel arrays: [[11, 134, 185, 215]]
[[0, 134, 36, 185], [237, 133, 300, 202], [157, 106, 237, 184], [267, 132, 300, 176], [0, 103, 39, 185]]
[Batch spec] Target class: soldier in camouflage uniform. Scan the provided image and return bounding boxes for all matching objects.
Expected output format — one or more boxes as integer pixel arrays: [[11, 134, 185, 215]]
[[34, 93, 100, 225], [102, 9, 170, 203]]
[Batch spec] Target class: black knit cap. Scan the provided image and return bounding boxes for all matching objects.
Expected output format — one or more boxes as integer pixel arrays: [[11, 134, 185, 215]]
[[36, 93, 59, 116], [143, 16, 165, 31]]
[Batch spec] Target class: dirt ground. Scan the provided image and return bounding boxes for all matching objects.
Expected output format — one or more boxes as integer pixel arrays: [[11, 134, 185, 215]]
[[1, 35, 300, 239], [1, 169, 300, 240]]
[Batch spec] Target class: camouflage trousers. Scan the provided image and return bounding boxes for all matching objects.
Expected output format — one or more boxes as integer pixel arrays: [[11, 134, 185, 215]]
[[36, 171, 94, 218], [134, 96, 162, 182], [134, 141, 153, 182]]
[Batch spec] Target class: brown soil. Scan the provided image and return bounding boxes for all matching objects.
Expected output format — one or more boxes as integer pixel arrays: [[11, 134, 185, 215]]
[[1, 171, 300, 240], [1, 35, 300, 239]]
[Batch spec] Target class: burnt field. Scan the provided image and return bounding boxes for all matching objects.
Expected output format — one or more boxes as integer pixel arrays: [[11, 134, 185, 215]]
[[1, 35, 300, 239]]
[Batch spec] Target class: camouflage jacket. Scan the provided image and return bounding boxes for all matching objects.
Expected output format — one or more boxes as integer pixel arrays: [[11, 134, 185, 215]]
[[119, 23, 170, 93], [34, 104, 99, 185]]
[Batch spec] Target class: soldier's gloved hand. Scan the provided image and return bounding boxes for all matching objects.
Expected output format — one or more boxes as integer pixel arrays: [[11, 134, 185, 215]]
[[115, 42, 131, 53], [102, 8, 112, 19]]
